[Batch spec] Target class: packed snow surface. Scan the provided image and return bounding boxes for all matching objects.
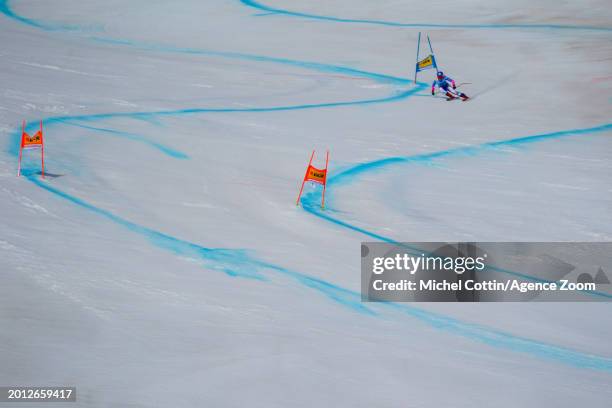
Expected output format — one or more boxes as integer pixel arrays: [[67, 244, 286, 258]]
[[1, 1, 611, 407]]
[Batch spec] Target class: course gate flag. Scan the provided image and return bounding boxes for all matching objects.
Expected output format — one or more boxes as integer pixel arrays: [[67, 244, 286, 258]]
[[414, 32, 439, 83], [296, 150, 329, 208], [17, 120, 45, 178], [416, 54, 436, 72]]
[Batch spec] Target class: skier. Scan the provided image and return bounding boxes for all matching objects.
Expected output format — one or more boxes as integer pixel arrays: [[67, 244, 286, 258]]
[[431, 71, 469, 101]]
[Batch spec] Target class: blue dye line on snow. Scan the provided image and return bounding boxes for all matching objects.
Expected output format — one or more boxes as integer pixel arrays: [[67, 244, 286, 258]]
[[7, 85, 423, 163], [3, 0, 612, 370], [2, 0, 610, 32], [328, 123, 612, 187], [25, 174, 374, 313], [88, 36, 413, 85], [24, 174, 612, 371], [0, 0, 92, 31], [0, 0, 55, 29], [240, 0, 612, 32], [58, 120, 188, 159], [7, 0, 610, 301], [301, 123, 612, 299]]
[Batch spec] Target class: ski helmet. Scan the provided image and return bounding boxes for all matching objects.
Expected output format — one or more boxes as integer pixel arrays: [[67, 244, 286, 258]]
[[436, 71, 444, 79]]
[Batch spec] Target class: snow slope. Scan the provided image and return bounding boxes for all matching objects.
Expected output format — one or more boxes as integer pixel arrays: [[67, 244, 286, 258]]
[[1, 1, 611, 407]]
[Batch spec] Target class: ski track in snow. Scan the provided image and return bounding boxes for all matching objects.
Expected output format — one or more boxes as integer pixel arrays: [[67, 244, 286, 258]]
[[240, 0, 612, 31], [1, 0, 612, 371]]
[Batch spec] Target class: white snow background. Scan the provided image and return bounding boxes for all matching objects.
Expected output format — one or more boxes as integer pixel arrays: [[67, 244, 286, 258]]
[[1, 1, 611, 407]]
